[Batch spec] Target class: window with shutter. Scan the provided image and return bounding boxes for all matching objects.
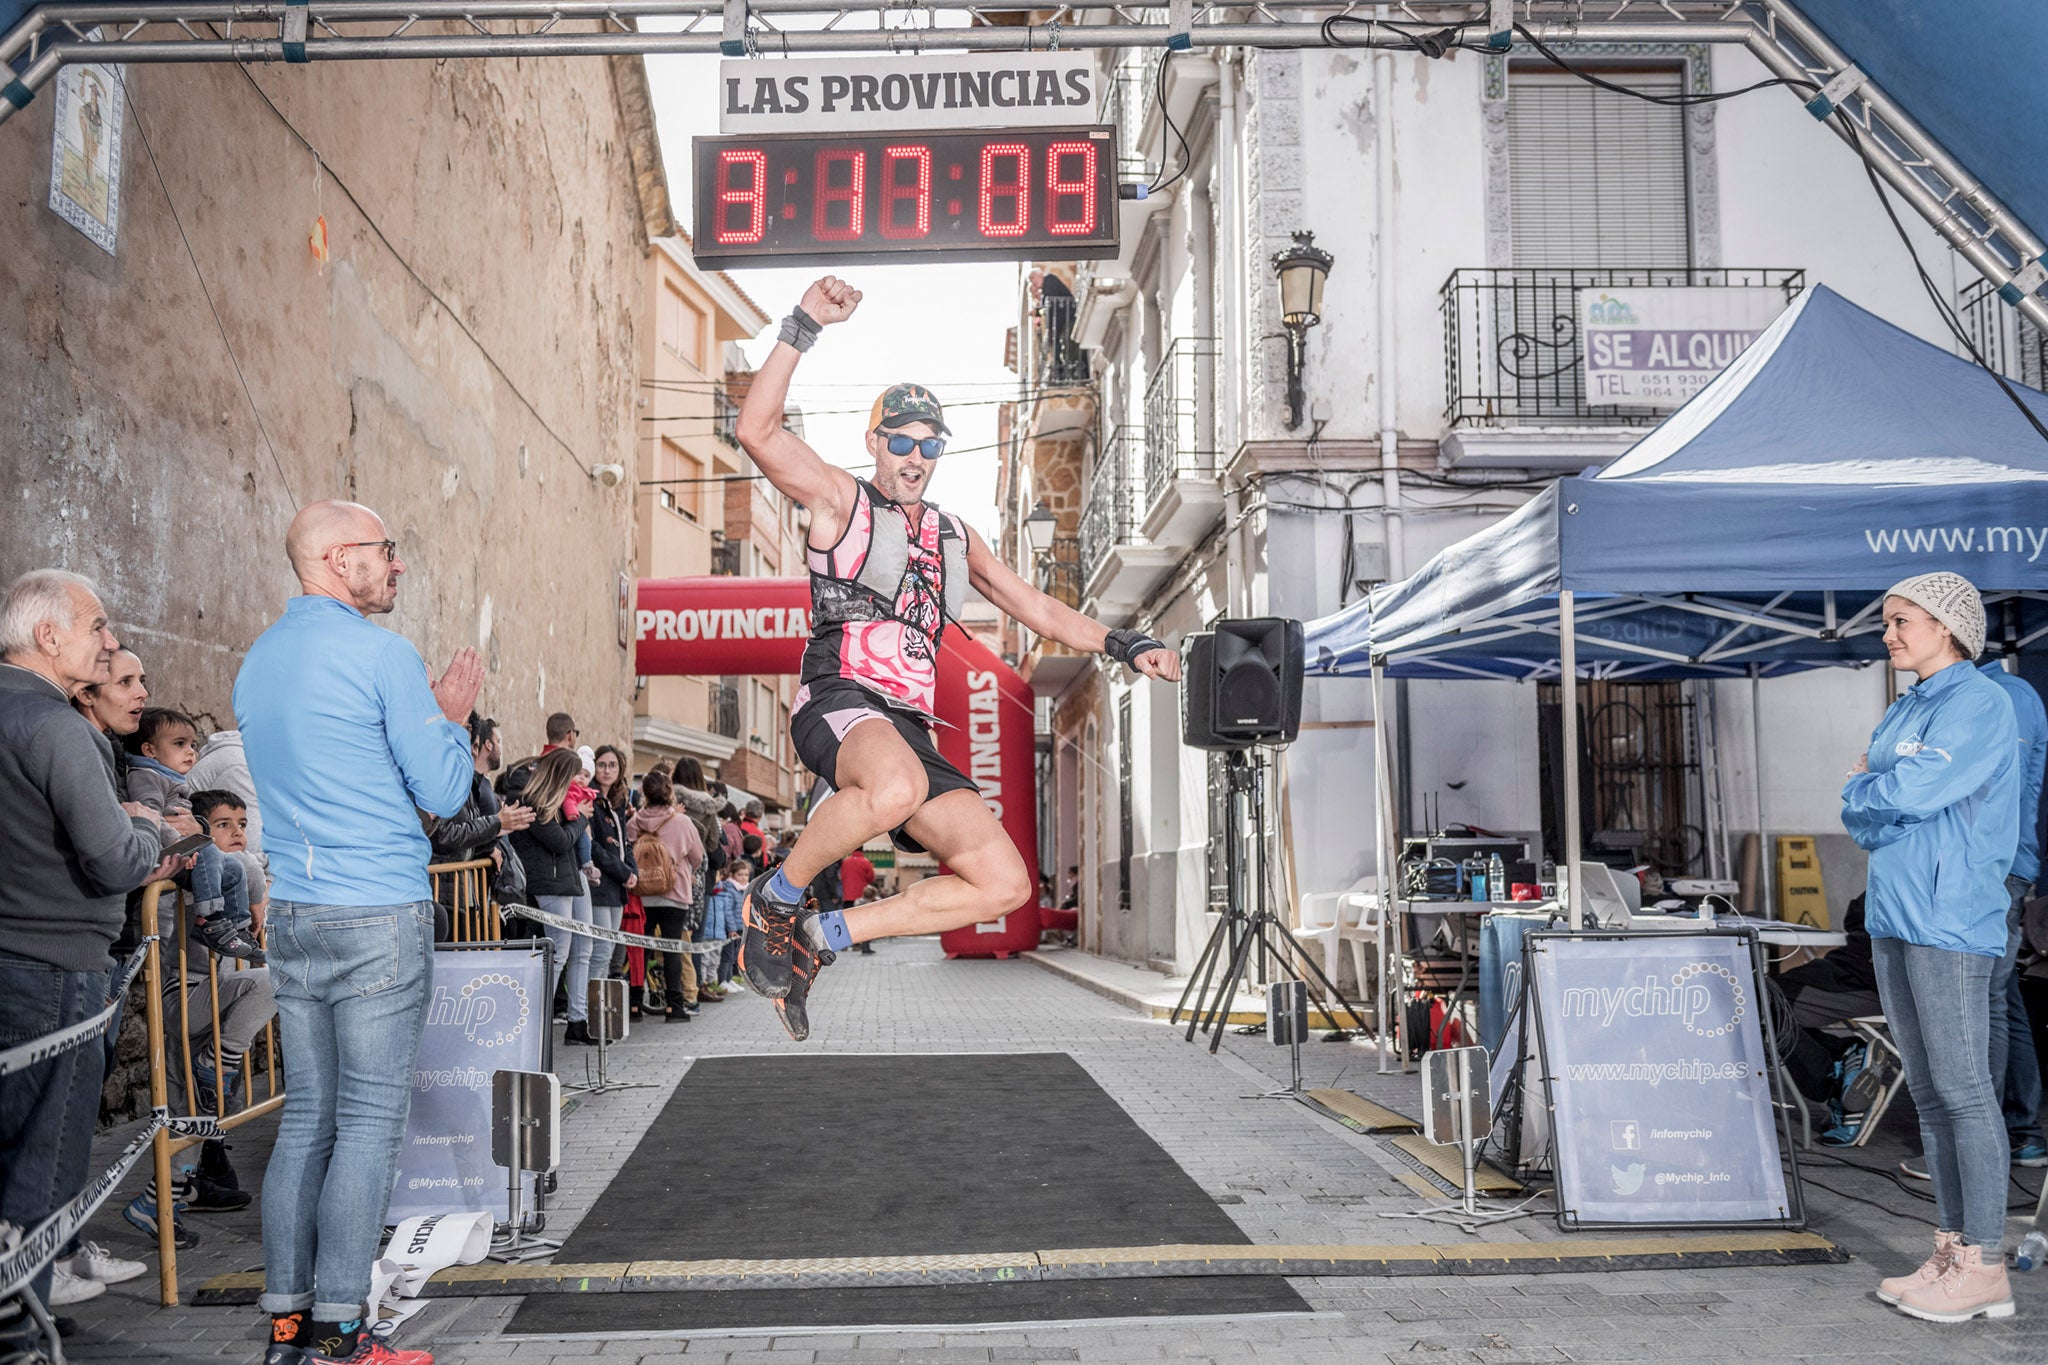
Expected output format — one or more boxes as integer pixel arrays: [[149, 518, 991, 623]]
[[1508, 68, 1690, 269]]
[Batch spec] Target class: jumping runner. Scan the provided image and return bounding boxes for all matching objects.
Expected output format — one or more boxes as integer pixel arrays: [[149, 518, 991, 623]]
[[734, 275, 1183, 1041]]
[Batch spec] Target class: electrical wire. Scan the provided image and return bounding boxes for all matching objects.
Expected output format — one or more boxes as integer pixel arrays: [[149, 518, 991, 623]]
[[1146, 49, 1193, 197], [117, 74, 299, 511], [1509, 28, 2048, 449], [222, 52, 601, 483]]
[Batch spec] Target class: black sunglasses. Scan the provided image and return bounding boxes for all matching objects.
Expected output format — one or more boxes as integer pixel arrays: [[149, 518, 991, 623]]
[[883, 434, 945, 460]]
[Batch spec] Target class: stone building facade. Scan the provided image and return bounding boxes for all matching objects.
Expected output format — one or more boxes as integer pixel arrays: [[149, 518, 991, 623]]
[[0, 41, 670, 1119]]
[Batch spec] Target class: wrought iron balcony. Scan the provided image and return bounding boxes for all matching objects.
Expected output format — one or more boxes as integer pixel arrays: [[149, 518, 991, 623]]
[[1440, 267, 1805, 428], [1079, 426, 1142, 583], [709, 536, 741, 576], [708, 681, 741, 739], [1143, 337, 1219, 508], [1035, 290, 1089, 387], [1961, 277, 2048, 393], [1036, 535, 1082, 609]]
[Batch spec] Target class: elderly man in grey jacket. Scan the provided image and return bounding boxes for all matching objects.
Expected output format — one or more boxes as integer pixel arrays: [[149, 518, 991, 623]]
[[0, 569, 172, 1351]]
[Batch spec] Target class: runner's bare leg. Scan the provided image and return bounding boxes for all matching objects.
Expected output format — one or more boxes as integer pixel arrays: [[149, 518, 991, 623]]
[[775, 718, 929, 887], [841, 789, 1031, 942]]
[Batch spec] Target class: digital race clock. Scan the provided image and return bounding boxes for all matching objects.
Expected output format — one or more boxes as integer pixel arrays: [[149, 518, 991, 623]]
[[691, 126, 1120, 270]]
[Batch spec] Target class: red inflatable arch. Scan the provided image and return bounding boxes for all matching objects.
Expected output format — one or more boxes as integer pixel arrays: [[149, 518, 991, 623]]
[[634, 577, 1040, 955]]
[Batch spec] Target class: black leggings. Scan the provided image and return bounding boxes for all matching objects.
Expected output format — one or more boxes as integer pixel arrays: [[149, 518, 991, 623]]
[[643, 898, 695, 1009]]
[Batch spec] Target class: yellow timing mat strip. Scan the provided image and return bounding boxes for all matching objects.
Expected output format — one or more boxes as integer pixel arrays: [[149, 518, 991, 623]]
[[191, 1233, 1845, 1305], [1389, 1133, 1527, 1194], [1303, 1089, 1422, 1134]]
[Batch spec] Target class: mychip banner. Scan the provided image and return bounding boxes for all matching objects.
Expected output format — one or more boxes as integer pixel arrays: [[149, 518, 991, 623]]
[[387, 944, 550, 1221], [1527, 931, 1801, 1229]]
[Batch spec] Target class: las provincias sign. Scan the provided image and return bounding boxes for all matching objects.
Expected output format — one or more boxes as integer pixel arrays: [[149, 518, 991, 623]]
[[719, 53, 1098, 134]]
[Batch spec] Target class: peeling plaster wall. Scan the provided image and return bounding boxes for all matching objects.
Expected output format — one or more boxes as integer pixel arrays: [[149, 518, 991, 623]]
[[1, 52, 647, 755]]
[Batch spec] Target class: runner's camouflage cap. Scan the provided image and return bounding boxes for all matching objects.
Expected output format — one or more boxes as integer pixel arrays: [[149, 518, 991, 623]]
[[870, 383, 950, 437]]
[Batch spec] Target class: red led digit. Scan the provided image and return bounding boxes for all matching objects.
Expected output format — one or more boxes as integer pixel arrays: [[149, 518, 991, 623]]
[[714, 149, 767, 245], [878, 144, 932, 240], [1045, 140, 1097, 236], [812, 148, 867, 241], [978, 142, 1029, 237]]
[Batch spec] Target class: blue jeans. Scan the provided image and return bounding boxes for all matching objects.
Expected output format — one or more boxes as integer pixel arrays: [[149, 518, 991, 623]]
[[260, 899, 435, 1320], [1872, 935, 2008, 1249], [0, 950, 110, 1345], [541, 892, 595, 1023], [183, 841, 251, 925], [1989, 876, 2043, 1145]]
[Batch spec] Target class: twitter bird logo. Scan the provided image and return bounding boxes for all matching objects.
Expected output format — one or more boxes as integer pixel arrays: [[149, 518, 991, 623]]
[[1611, 1162, 1646, 1196]]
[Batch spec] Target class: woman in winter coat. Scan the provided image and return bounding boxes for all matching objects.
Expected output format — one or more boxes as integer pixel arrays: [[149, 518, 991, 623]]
[[507, 749, 599, 1045], [588, 745, 639, 994], [1842, 573, 2023, 1323], [628, 769, 705, 1019]]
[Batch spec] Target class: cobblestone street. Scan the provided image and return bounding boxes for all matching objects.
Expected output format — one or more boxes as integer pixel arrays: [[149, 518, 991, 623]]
[[52, 940, 2048, 1365]]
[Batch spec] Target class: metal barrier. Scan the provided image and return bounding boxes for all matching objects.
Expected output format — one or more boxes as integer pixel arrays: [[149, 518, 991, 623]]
[[137, 880, 284, 1306], [431, 859, 501, 943], [132, 862, 496, 1304]]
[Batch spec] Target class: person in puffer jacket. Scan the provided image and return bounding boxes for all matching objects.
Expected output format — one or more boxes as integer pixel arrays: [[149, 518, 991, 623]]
[[1842, 573, 2022, 1324], [704, 861, 749, 993]]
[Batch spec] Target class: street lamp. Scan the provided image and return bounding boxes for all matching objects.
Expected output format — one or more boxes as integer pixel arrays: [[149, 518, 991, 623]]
[[1024, 499, 1059, 557], [1270, 230, 1333, 430]]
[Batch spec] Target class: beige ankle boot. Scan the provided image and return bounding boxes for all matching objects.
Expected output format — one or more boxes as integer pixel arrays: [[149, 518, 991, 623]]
[[1876, 1229, 1958, 1304], [1895, 1242, 2016, 1322]]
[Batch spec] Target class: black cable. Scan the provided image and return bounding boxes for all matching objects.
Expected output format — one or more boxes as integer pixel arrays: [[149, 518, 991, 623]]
[[1509, 26, 2048, 448], [1319, 15, 1482, 59], [1839, 120, 2048, 447], [1146, 49, 1193, 197], [1512, 25, 1812, 107], [118, 75, 299, 511], [222, 54, 597, 482]]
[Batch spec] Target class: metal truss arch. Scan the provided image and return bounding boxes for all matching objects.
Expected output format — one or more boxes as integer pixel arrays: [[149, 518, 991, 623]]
[[2, 0, 2043, 330]]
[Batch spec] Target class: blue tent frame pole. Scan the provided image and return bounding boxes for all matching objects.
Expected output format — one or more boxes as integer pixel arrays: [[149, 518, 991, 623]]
[[1560, 591, 1584, 933]]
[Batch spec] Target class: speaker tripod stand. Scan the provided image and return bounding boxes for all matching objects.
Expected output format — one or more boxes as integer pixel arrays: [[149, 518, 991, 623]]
[[1170, 748, 1372, 1055]]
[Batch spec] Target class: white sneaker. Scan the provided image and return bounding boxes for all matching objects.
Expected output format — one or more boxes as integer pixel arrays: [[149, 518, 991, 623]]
[[47, 1264, 106, 1305], [724, 978, 747, 992], [66, 1240, 148, 1284]]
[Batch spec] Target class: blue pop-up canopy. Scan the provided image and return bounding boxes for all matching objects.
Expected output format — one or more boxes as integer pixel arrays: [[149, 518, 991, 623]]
[[1307, 284, 2048, 680]]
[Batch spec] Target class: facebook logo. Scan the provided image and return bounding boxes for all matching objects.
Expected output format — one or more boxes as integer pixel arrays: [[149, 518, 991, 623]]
[[1611, 1119, 1642, 1151]]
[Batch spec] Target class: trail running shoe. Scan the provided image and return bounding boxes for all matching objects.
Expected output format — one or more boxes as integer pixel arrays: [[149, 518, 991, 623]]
[[302, 1338, 434, 1364], [773, 912, 837, 1043], [739, 884, 804, 999]]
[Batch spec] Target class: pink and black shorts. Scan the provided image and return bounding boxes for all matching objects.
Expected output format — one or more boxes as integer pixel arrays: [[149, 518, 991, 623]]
[[790, 678, 979, 853]]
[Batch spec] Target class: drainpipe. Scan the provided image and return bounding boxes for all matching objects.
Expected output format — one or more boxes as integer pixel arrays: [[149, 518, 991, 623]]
[[1217, 54, 1242, 457], [1374, 8, 1404, 581]]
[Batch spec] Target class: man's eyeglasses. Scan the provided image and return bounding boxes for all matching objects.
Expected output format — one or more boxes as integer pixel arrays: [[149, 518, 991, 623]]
[[882, 434, 945, 460], [339, 540, 399, 562]]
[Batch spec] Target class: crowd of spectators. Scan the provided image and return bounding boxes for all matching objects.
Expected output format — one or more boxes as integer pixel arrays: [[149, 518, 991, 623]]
[[0, 545, 885, 1362]]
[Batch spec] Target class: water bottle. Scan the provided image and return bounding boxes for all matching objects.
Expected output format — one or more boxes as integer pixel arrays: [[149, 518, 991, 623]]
[[2018, 1228, 2048, 1271], [1488, 853, 1508, 904]]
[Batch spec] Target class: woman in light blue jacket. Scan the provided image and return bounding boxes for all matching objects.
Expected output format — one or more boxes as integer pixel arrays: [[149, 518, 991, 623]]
[[1842, 572, 2021, 1323]]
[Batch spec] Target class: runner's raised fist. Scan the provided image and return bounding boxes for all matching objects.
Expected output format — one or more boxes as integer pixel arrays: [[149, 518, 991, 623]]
[[800, 276, 862, 326]]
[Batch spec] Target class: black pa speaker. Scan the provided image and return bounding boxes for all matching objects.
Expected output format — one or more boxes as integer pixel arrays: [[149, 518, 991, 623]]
[[1180, 617, 1304, 751]]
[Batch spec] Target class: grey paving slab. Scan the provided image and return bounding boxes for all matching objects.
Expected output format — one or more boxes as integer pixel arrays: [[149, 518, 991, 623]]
[[44, 938, 2048, 1365]]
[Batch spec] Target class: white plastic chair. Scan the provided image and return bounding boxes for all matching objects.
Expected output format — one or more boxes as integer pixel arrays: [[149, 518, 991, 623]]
[[1295, 881, 1366, 984]]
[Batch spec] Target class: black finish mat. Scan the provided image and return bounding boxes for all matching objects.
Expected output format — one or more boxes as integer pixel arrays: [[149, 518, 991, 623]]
[[506, 1052, 1307, 1333]]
